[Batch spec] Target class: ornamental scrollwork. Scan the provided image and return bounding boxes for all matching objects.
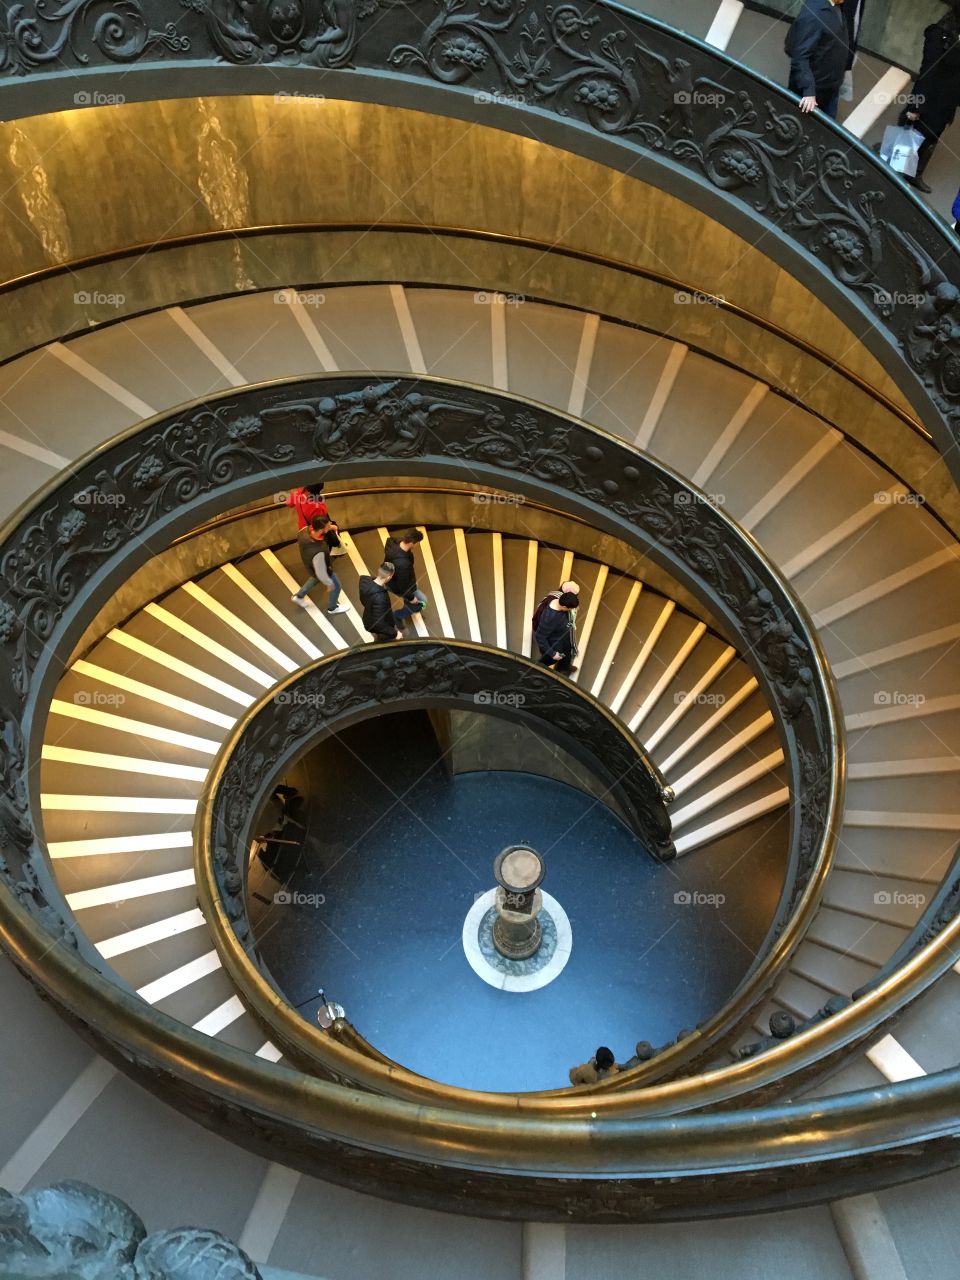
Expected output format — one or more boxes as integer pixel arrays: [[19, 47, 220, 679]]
[[0, 0, 188, 76], [181, 0, 400, 67]]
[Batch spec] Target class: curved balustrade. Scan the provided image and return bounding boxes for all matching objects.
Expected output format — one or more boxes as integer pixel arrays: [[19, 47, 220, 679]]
[[0, 2, 957, 471], [196, 640, 676, 1074], [0, 374, 854, 1214]]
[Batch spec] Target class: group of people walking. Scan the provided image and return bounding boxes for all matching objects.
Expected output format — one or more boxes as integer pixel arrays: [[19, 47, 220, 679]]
[[286, 484, 583, 673], [787, 0, 960, 211]]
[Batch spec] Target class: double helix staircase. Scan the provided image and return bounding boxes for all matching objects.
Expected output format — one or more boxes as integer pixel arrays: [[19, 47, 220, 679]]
[[2, 282, 954, 1103]]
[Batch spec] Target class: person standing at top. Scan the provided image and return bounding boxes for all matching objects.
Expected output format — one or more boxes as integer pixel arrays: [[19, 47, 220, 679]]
[[291, 516, 350, 614], [534, 590, 579, 675], [286, 483, 328, 529], [900, 4, 960, 193], [359, 562, 403, 643], [383, 529, 429, 628], [568, 1046, 620, 1086], [786, 0, 850, 119]]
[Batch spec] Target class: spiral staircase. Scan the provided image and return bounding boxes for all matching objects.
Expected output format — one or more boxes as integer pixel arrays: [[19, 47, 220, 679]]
[[2, 0, 960, 1277]]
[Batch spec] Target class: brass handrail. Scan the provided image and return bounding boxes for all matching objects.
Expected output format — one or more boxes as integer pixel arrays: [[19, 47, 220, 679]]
[[3, 372, 842, 1109], [0, 224, 928, 444]]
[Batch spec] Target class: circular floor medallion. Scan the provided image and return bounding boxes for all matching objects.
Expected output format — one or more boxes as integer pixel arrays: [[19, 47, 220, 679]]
[[462, 889, 573, 992]]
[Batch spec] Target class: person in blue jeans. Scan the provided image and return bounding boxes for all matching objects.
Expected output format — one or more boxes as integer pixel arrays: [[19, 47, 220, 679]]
[[292, 516, 350, 614], [384, 529, 429, 627]]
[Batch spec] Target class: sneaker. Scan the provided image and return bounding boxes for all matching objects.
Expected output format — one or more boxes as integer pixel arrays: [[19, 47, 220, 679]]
[[327, 602, 350, 615], [291, 594, 308, 608]]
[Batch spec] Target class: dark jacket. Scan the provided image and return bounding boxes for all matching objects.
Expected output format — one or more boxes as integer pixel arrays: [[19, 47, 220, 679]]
[[535, 603, 573, 659], [359, 575, 397, 640], [383, 536, 418, 599], [298, 525, 340, 584], [787, 0, 850, 99], [903, 18, 960, 138]]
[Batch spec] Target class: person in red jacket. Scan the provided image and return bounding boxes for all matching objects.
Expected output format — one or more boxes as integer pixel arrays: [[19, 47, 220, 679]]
[[286, 483, 328, 529]]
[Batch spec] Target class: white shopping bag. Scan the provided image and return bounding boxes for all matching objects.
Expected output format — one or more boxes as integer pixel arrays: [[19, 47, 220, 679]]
[[879, 125, 924, 178]]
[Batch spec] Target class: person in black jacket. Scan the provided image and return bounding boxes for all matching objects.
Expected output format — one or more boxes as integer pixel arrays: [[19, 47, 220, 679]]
[[359, 563, 402, 643], [383, 529, 428, 626], [900, 4, 960, 193], [786, 0, 850, 119], [534, 590, 578, 675]]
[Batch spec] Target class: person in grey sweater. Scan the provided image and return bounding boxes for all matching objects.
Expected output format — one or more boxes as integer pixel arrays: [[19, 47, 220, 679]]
[[292, 516, 350, 614]]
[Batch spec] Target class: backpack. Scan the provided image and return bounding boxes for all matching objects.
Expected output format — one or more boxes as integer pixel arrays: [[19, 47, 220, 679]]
[[531, 592, 556, 632]]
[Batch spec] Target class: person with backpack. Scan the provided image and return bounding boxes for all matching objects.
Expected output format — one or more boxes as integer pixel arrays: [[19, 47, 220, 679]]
[[291, 515, 350, 614], [532, 580, 579, 633], [359, 562, 403, 643], [384, 529, 429, 627], [285, 482, 329, 529], [534, 590, 579, 675], [785, 0, 851, 120]]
